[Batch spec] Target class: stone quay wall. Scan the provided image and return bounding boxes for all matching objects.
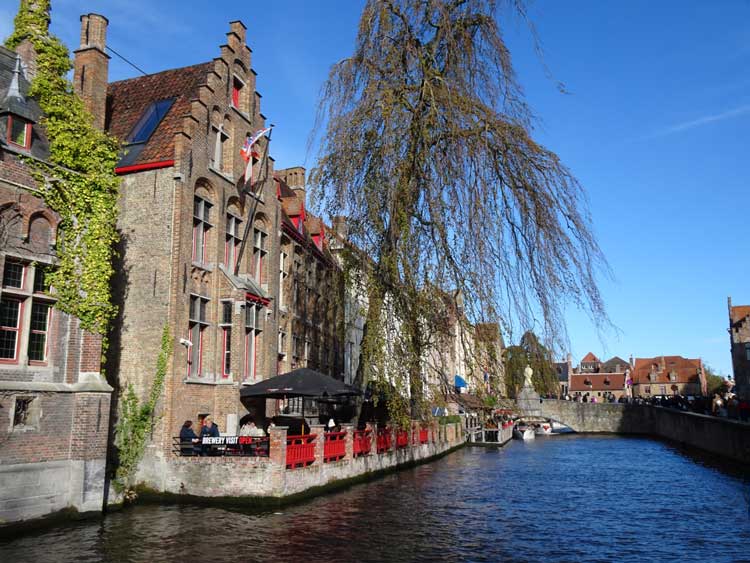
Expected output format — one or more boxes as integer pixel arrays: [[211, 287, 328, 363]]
[[133, 421, 464, 499], [529, 400, 750, 465]]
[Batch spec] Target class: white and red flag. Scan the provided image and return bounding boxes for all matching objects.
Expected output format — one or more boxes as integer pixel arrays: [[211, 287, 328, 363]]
[[240, 126, 273, 184]]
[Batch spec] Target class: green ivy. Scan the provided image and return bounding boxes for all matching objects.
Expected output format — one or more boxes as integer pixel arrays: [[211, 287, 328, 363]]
[[5, 1, 120, 336], [113, 325, 171, 496]]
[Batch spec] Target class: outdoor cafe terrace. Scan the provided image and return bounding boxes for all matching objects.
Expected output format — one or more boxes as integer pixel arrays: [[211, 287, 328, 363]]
[[172, 422, 459, 471]]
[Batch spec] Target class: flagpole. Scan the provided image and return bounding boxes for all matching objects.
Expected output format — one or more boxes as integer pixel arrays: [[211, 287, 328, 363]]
[[234, 126, 274, 277]]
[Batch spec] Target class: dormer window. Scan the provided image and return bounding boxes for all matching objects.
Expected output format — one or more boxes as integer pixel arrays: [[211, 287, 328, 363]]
[[7, 115, 31, 149]]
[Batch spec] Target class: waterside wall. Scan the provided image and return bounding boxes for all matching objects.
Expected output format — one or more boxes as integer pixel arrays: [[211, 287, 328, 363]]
[[133, 422, 464, 499], [531, 401, 750, 465]]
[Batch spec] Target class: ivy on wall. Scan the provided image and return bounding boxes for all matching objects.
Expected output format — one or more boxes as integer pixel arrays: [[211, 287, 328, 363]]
[[114, 325, 171, 496], [5, 0, 120, 335]]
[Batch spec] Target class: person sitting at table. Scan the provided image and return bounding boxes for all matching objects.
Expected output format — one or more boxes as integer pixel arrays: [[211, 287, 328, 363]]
[[200, 416, 220, 455], [179, 420, 200, 456]]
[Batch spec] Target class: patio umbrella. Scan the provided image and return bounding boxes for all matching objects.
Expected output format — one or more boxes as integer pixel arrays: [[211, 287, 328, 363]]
[[239, 368, 361, 401]]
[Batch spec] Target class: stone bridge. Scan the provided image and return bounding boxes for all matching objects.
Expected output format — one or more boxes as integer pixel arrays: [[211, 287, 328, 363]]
[[516, 399, 750, 465]]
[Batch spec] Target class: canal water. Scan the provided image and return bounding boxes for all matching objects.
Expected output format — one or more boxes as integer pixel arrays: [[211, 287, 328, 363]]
[[2, 435, 749, 563]]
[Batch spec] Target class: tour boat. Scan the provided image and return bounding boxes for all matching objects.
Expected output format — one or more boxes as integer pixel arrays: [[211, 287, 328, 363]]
[[513, 423, 535, 441], [534, 422, 552, 436]]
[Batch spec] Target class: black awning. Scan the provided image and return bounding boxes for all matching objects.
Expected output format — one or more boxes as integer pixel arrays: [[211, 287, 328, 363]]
[[239, 368, 361, 400]]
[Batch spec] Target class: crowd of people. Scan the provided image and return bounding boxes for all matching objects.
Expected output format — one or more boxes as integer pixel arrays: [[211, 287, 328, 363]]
[[555, 391, 750, 422]]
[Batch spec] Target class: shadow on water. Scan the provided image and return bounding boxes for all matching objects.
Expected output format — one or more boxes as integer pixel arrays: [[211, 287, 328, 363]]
[[2, 435, 750, 563]]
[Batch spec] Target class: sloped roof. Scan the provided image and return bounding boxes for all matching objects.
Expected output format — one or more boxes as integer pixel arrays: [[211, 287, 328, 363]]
[[601, 356, 630, 372], [581, 352, 600, 363], [570, 373, 626, 392], [632, 356, 702, 385], [730, 305, 750, 327], [106, 62, 213, 166]]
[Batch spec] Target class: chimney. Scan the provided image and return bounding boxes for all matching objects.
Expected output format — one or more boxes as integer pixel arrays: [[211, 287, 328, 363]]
[[73, 13, 110, 130], [332, 216, 348, 239], [276, 166, 306, 205]]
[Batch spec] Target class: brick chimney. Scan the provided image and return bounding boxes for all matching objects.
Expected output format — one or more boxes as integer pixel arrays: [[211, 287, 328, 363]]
[[73, 13, 110, 130], [276, 166, 306, 205]]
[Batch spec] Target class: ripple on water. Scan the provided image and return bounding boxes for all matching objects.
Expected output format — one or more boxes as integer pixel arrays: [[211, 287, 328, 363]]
[[1, 435, 749, 563]]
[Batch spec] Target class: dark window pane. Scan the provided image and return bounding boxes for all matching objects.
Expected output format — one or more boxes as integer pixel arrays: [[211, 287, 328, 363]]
[[30, 302, 49, 332], [126, 98, 175, 144], [28, 332, 46, 361], [13, 397, 33, 426], [33, 266, 50, 293], [199, 298, 207, 322], [203, 201, 211, 223], [189, 296, 197, 321], [224, 328, 232, 373], [193, 197, 201, 219], [2, 261, 24, 288], [10, 117, 28, 147], [0, 329, 17, 359], [0, 299, 20, 328], [222, 302, 232, 325]]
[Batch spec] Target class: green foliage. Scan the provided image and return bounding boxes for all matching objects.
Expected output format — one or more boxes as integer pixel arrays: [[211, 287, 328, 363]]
[[438, 415, 461, 425], [503, 332, 559, 397], [114, 326, 171, 495], [703, 363, 728, 396], [5, 1, 120, 336]]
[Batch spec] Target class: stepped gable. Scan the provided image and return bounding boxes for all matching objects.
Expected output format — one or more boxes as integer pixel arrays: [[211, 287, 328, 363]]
[[106, 62, 213, 166]]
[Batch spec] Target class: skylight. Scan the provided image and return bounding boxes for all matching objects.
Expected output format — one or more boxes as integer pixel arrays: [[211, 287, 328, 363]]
[[125, 98, 175, 144]]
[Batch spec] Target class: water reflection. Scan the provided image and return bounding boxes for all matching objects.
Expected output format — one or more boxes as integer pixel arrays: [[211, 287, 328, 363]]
[[2, 435, 749, 563]]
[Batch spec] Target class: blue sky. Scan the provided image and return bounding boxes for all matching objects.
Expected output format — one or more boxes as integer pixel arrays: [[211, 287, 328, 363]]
[[2, 1, 748, 375]]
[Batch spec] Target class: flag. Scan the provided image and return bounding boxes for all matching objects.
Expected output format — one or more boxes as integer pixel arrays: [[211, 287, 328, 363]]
[[240, 126, 272, 183]]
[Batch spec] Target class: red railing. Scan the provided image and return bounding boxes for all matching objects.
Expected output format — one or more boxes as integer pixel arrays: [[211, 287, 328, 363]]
[[377, 428, 392, 453], [324, 431, 347, 463], [419, 428, 429, 444], [286, 434, 317, 469], [353, 430, 372, 457], [396, 430, 409, 448]]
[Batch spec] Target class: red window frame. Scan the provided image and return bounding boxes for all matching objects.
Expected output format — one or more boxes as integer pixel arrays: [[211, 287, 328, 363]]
[[7, 115, 31, 150], [222, 326, 231, 378], [231, 78, 242, 109], [28, 302, 52, 366], [0, 297, 23, 364]]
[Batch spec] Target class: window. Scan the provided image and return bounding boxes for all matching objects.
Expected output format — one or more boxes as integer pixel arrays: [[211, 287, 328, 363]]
[[279, 251, 288, 309], [659, 385, 666, 395], [745, 343, 750, 361], [12, 395, 41, 430], [188, 295, 209, 377], [1, 260, 54, 364], [0, 297, 22, 361], [644, 386, 651, 394], [211, 125, 229, 172], [293, 335, 301, 359], [669, 371, 677, 382], [192, 196, 212, 265], [225, 214, 242, 271], [231, 77, 243, 109], [304, 337, 311, 361], [220, 301, 232, 378], [244, 301, 264, 382], [2, 259, 25, 289], [126, 98, 175, 144], [7, 116, 31, 149], [252, 228, 267, 283], [28, 302, 51, 363], [278, 329, 286, 357]]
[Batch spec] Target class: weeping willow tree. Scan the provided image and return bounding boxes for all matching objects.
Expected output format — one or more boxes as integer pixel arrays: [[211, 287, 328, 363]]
[[311, 0, 608, 420]]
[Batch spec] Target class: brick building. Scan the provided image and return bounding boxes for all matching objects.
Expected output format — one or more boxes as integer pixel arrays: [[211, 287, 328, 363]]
[[568, 353, 631, 400], [69, 11, 348, 482], [727, 297, 750, 399], [631, 355, 706, 398], [0, 41, 112, 524]]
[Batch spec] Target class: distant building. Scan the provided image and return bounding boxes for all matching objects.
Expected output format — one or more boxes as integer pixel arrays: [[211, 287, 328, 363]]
[[554, 354, 573, 396], [728, 297, 750, 400], [631, 356, 705, 397], [568, 352, 631, 400]]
